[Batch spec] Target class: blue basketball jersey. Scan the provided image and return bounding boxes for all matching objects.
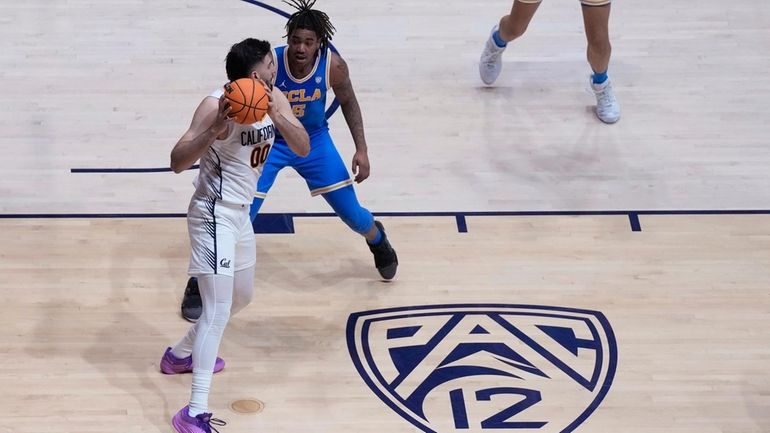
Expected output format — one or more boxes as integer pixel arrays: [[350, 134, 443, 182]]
[[274, 45, 331, 140]]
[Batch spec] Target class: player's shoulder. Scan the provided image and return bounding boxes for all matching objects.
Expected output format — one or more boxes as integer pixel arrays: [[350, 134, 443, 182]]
[[327, 50, 349, 86], [327, 48, 341, 62], [328, 50, 347, 70]]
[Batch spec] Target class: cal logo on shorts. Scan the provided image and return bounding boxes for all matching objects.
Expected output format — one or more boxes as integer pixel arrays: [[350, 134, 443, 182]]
[[346, 304, 617, 433]]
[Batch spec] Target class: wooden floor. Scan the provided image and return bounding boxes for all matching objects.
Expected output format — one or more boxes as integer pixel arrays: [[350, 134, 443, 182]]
[[2, 0, 770, 432], [2, 216, 769, 433]]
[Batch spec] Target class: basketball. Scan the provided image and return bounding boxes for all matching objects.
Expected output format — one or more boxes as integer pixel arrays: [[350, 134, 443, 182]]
[[223, 78, 269, 124]]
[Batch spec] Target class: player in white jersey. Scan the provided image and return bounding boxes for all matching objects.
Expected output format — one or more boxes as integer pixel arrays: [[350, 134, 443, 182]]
[[161, 38, 309, 433]]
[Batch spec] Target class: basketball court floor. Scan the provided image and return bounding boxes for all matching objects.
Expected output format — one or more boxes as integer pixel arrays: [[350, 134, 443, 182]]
[[1, 1, 769, 432]]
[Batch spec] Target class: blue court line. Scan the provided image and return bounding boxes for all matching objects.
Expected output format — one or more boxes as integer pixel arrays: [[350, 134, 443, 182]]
[[71, 165, 199, 173], [3, 210, 769, 233], [0, 213, 188, 219], [239, 0, 291, 18], [455, 215, 468, 233], [628, 213, 641, 232]]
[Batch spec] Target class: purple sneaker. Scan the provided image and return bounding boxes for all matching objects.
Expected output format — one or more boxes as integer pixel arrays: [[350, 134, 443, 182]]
[[160, 347, 225, 374], [172, 406, 226, 433]]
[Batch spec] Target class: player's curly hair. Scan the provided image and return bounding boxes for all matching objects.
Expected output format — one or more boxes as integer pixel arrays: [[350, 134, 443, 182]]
[[284, 0, 336, 52]]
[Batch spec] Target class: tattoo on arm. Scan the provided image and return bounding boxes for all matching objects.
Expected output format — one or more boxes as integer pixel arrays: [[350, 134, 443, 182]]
[[332, 56, 367, 152]]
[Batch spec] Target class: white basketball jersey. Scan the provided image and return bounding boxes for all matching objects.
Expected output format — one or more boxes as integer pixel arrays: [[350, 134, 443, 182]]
[[193, 88, 275, 205]]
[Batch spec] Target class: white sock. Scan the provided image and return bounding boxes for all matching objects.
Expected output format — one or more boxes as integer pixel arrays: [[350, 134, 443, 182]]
[[188, 369, 214, 416]]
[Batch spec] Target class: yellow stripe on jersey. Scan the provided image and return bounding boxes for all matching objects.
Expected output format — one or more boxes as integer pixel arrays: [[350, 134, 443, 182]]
[[310, 179, 354, 197], [325, 48, 332, 90]]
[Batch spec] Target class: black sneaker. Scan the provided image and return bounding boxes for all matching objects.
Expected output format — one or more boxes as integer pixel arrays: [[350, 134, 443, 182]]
[[368, 220, 398, 280], [181, 277, 202, 323]]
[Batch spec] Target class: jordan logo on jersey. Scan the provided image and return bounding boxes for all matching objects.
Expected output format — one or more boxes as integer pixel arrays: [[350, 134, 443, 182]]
[[347, 304, 618, 433]]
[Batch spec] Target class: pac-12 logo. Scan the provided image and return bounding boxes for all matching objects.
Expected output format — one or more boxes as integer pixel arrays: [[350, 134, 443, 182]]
[[346, 304, 617, 433]]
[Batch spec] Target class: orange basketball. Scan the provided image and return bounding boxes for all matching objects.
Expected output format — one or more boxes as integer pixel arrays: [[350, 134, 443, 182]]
[[223, 78, 269, 124]]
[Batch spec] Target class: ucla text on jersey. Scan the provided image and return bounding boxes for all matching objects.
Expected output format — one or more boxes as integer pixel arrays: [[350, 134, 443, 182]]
[[274, 45, 331, 139]]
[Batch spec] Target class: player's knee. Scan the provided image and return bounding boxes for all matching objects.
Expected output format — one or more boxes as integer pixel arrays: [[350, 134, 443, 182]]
[[339, 207, 374, 234], [199, 301, 232, 335], [211, 307, 232, 332], [323, 187, 374, 234], [588, 37, 611, 54], [230, 289, 253, 316]]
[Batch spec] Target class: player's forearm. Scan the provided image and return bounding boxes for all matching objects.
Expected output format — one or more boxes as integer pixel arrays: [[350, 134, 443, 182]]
[[273, 113, 310, 157], [341, 99, 368, 152], [170, 127, 218, 173]]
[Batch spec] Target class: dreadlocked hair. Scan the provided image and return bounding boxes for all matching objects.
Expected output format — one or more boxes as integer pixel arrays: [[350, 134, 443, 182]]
[[283, 0, 336, 52]]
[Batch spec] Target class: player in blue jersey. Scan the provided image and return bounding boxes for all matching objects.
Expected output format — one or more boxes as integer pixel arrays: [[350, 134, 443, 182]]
[[179, 0, 398, 322]]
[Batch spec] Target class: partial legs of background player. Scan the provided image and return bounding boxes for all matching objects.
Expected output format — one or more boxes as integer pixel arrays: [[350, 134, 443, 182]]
[[479, 0, 540, 85], [582, 3, 620, 123], [479, 0, 620, 123]]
